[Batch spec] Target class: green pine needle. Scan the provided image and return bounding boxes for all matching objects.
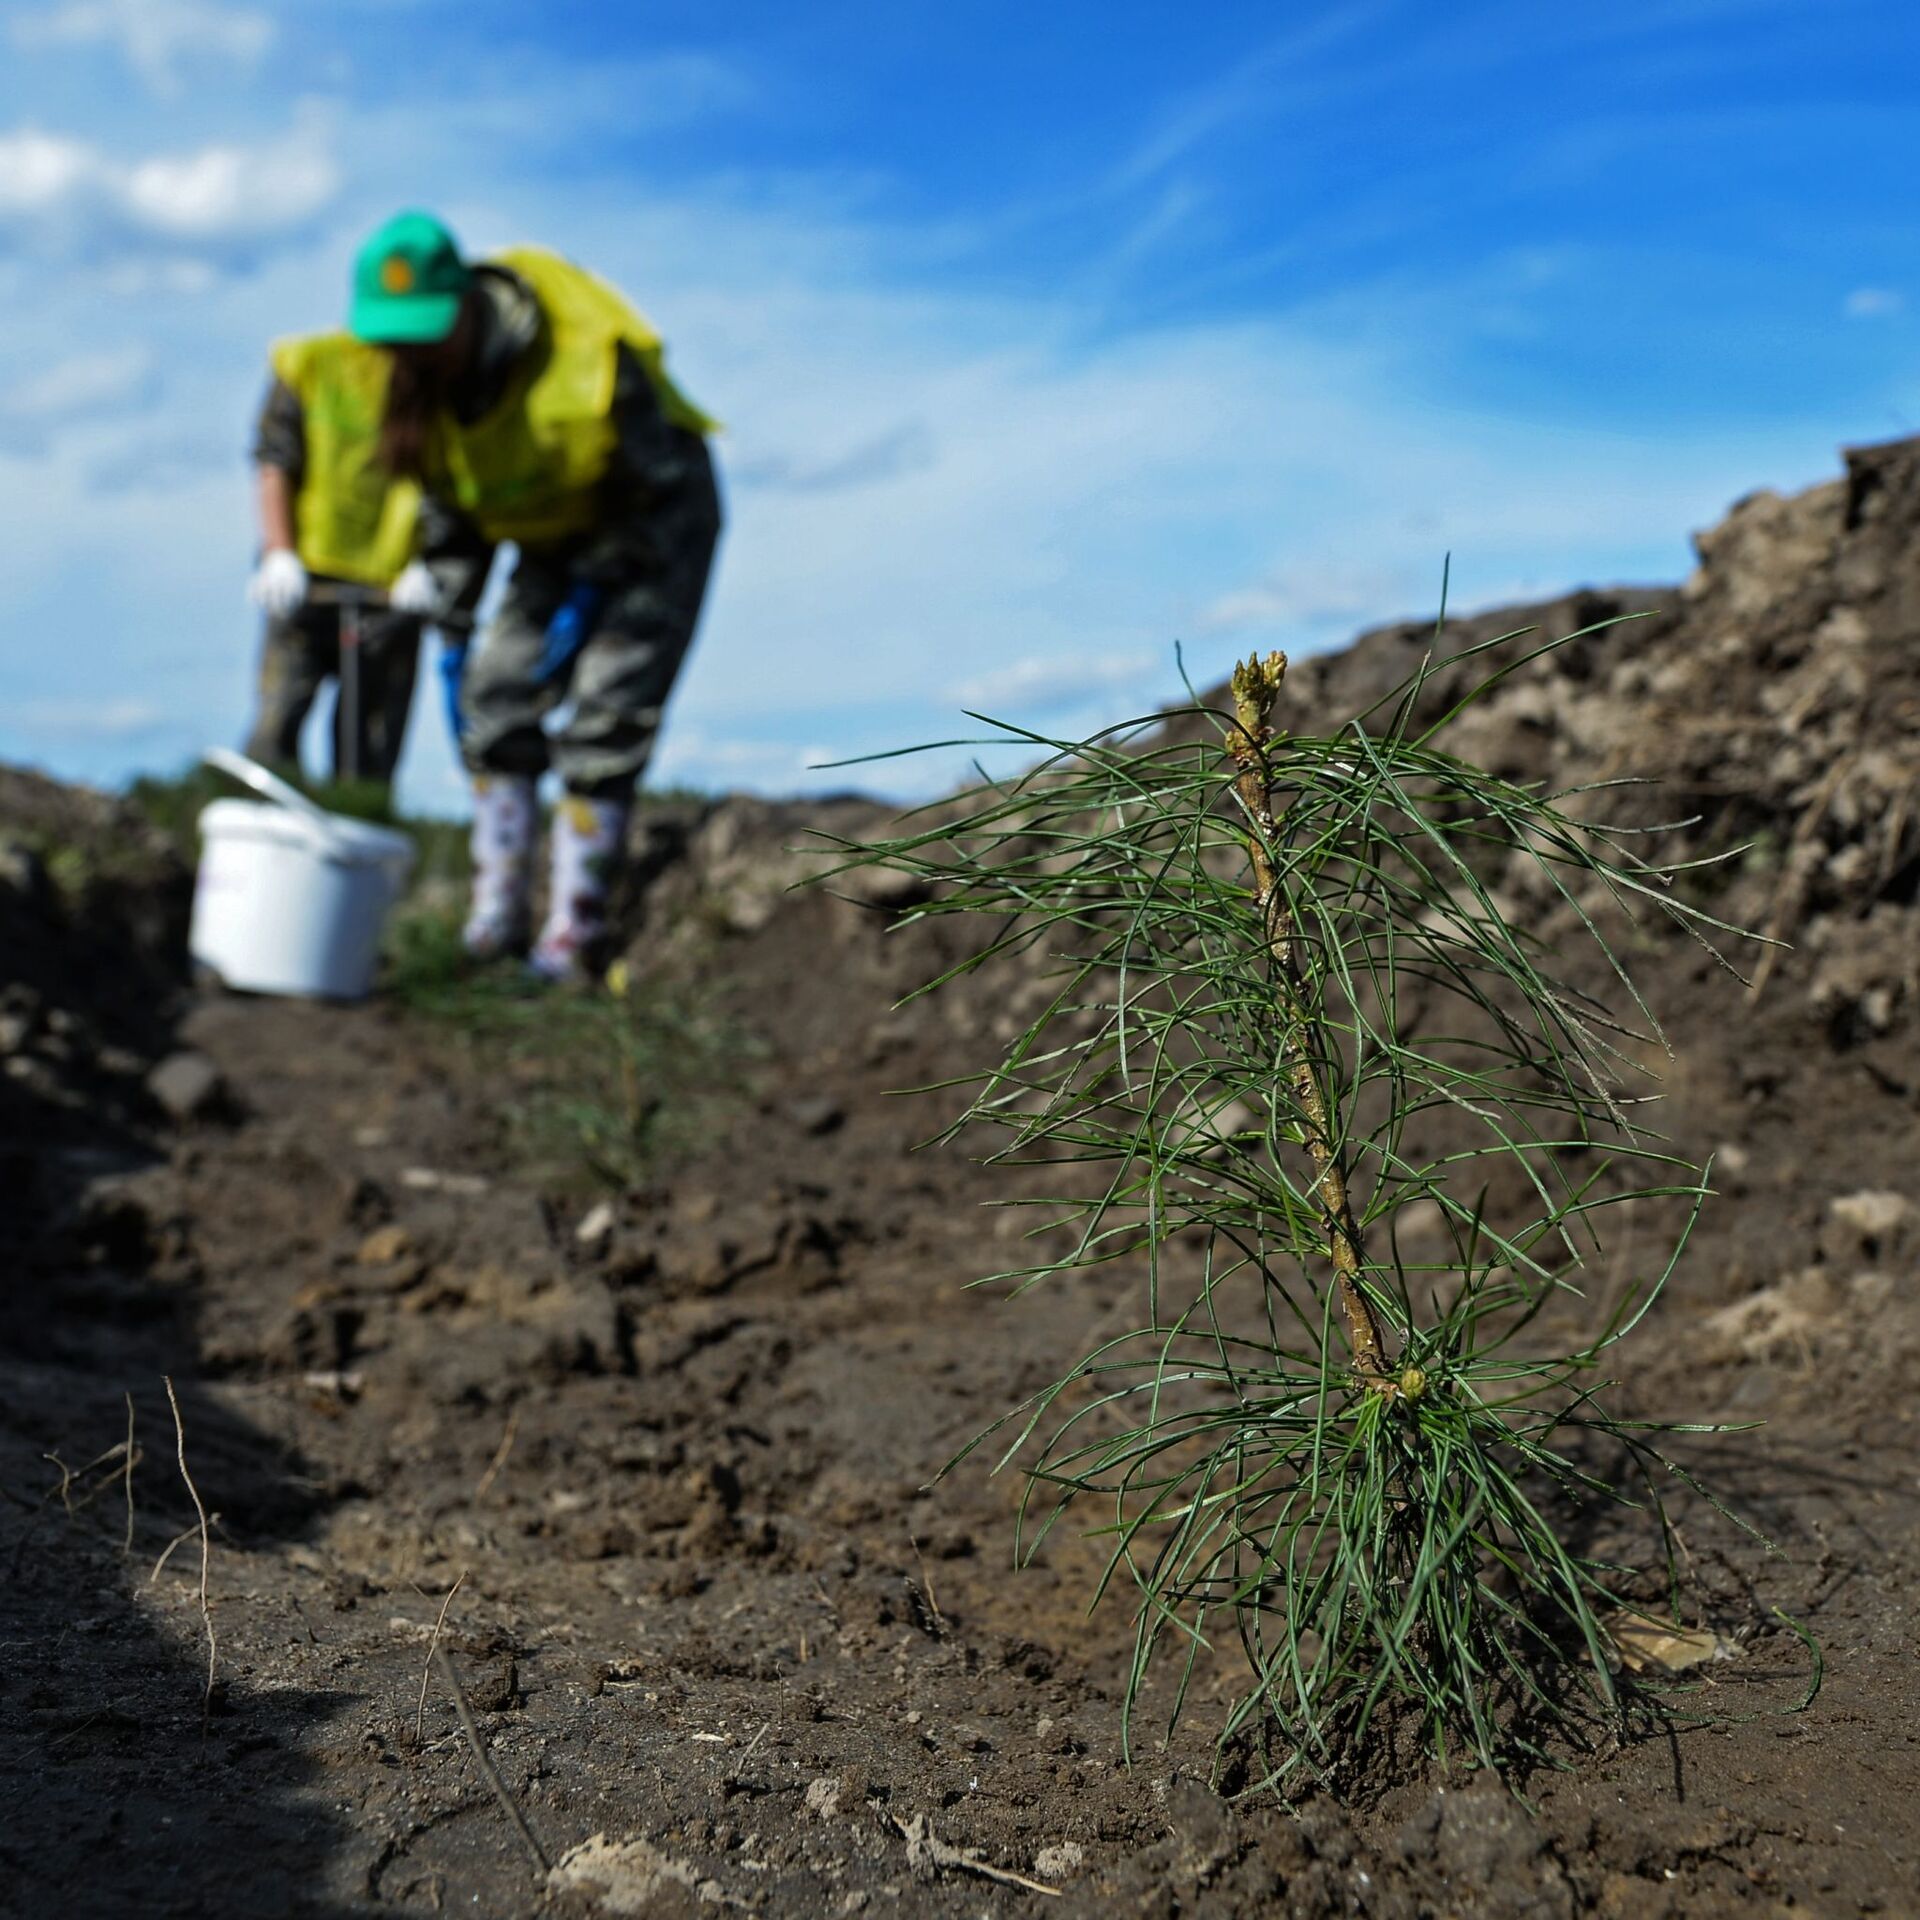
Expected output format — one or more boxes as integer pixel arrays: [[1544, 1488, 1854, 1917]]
[[825, 620, 1817, 1789]]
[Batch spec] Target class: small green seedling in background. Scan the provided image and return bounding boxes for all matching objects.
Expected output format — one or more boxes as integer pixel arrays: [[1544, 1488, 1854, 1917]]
[[827, 621, 1816, 1792], [381, 901, 751, 1193]]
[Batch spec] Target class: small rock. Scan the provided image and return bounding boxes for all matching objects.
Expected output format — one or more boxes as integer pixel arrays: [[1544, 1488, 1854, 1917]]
[[1163, 1777, 1236, 1882], [301, 1369, 365, 1401], [804, 1776, 842, 1819], [355, 1224, 414, 1267], [548, 1833, 706, 1916], [833, 863, 928, 911], [786, 1095, 846, 1136], [1429, 1778, 1574, 1918], [400, 1166, 490, 1197], [147, 1050, 225, 1123], [1033, 1841, 1085, 1881], [468, 1655, 519, 1713], [0, 839, 49, 902], [1702, 1266, 1839, 1361], [1712, 1141, 1751, 1184], [576, 1200, 619, 1250], [525, 1275, 623, 1374], [1829, 1188, 1911, 1244], [718, 888, 779, 935]]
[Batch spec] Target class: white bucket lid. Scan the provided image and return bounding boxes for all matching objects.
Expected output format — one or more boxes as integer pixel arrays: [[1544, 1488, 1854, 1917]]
[[199, 748, 415, 870]]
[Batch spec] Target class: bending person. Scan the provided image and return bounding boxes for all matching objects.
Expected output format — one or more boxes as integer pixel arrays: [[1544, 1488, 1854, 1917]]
[[348, 209, 722, 983], [245, 331, 432, 788]]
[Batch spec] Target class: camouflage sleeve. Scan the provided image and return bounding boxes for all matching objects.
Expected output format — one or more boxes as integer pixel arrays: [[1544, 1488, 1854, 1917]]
[[414, 492, 497, 612], [250, 375, 304, 475], [569, 344, 714, 586]]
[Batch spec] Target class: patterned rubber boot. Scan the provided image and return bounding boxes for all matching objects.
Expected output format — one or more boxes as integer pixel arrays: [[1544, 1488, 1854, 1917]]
[[462, 774, 538, 961], [529, 794, 630, 985]]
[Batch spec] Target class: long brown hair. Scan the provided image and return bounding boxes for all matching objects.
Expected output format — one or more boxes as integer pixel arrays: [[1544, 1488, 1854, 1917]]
[[378, 352, 442, 479]]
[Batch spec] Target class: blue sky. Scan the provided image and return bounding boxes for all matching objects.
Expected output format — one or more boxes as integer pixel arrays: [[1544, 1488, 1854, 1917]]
[[1, 0, 1916, 809]]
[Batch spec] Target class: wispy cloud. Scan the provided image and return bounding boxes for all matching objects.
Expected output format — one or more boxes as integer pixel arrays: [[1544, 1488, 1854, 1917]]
[[946, 650, 1164, 715], [0, 111, 337, 252], [10, 0, 273, 97], [648, 726, 839, 794], [0, 344, 157, 456], [0, 4, 1897, 815], [1199, 559, 1436, 635], [1844, 286, 1905, 320], [12, 698, 168, 738], [1112, 4, 1390, 192], [734, 422, 936, 494], [1, 345, 155, 421], [84, 425, 230, 494]]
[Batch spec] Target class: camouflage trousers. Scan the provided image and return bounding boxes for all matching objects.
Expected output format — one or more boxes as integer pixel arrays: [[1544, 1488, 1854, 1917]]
[[462, 446, 721, 799], [246, 594, 423, 785]]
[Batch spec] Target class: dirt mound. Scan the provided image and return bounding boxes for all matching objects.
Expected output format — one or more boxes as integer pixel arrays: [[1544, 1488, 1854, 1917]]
[[6, 440, 1920, 1915], [649, 436, 1920, 1054], [0, 768, 192, 1255]]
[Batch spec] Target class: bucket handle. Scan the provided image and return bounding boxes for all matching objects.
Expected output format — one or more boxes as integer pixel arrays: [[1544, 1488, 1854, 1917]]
[[203, 748, 356, 855]]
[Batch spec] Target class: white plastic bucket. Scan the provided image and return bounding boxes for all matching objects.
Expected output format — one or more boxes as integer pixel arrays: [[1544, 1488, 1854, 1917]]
[[189, 750, 415, 1001]]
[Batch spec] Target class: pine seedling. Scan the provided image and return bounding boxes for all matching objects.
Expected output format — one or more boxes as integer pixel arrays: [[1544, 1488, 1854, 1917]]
[[825, 619, 1814, 1790]]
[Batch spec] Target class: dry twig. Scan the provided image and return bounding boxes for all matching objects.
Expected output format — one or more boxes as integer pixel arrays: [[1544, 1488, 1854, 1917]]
[[150, 1513, 221, 1584], [44, 1452, 76, 1518], [123, 1392, 137, 1556], [432, 1645, 550, 1879], [905, 1525, 947, 1634], [474, 1408, 520, 1501], [414, 1569, 468, 1745], [889, 1811, 1059, 1898], [163, 1375, 217, 1731], [11, 1440, 133, 1568]]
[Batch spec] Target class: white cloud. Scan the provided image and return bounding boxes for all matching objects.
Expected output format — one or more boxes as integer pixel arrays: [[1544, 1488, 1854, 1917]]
[[0, 60, 1863, 815], [647, 726, 839, 795], [1199, 559, 1435, 635], [735, 421, 936, 494], [122, 130, 335, 239], [1844, 286, 1905, 320], [1, 346, 155, 421], [13, 698, 167, 737], [947, 650, 1164, 715], [85, 425, 230, 493], [0, 114, 337, 250], [0, 129, 95, 215], [11, 0, 273, 97]]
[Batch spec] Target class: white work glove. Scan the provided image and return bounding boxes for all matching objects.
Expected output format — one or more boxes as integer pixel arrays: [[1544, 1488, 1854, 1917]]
[[388, 559, 444, 618], [248, 548, 308, 617]]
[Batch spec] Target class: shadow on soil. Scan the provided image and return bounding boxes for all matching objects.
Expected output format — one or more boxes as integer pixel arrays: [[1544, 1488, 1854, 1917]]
[[0, 775, 366, 1918]]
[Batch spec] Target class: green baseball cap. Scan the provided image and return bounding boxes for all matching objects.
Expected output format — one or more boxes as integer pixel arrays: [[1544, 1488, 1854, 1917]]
[[350, 209, 472, 344]]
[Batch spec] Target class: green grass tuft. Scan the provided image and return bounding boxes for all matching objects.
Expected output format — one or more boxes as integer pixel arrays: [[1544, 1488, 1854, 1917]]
[[381, 901, 751, 1191]]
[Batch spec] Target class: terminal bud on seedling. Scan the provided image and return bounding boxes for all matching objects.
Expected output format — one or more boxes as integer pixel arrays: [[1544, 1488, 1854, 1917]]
[[824, 613, 1816, 1790]]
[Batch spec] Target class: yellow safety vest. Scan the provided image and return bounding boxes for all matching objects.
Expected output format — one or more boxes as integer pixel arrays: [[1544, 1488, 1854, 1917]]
[[267, 333, 420, 586], [422, 246, 718, 548]]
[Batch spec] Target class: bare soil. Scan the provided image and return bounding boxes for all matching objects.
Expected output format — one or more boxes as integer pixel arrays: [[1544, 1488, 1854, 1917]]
[[7, 440, 1920, 1917]]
